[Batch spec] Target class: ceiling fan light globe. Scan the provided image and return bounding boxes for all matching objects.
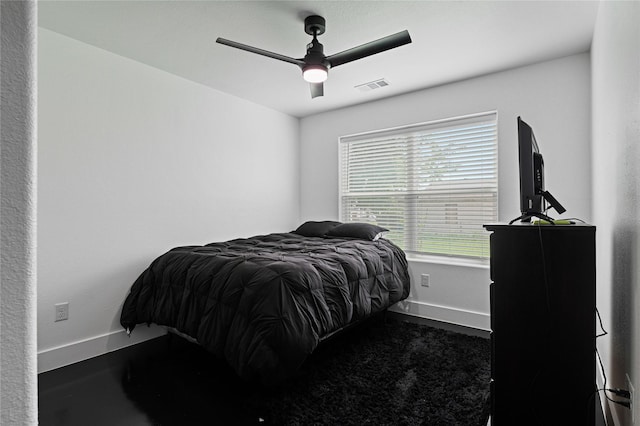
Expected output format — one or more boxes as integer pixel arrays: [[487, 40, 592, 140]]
[[303, 66, 328, 83]]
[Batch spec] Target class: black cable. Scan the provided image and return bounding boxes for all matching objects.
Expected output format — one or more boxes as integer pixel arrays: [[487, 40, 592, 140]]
[[591, 316, 632, 410], [526, 221, 552, 424], [536, 222, 552, 314], [565, 217, 587, 224], [607, 388, 631, 399], [596, 307, 608, 338]]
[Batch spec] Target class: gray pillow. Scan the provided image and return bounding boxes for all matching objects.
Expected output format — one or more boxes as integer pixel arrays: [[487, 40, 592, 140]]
[[292, 221, 342, 237], [325, 222, 389, 241]]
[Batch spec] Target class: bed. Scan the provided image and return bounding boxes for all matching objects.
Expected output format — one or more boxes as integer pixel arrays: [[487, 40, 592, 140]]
[[120, 221, 411, 384]]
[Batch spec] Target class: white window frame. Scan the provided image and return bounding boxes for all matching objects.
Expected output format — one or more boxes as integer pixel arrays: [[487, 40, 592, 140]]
[[338, 111, 498, 260]]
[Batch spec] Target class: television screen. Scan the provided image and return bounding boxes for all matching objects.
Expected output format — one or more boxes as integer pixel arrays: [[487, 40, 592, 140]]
[[518, 117, 542, 217], [514, 116, 566, 223]]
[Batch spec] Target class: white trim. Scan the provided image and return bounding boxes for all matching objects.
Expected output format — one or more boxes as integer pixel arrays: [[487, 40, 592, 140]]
[[407, 253, 490, 269], [390, 299, 490, 331], [37, 325, 166, 373], [37, 304, 488, 374], [340, 110, 499, 141]]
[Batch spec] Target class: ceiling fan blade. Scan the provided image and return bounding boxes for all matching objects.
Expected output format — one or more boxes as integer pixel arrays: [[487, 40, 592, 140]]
[[216, 37, 305, 67], [326, 30, 412, 68], [310, 82, 324, 98]]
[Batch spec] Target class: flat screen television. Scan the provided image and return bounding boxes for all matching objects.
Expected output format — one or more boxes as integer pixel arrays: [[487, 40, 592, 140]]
[[512, 116, 566, 223]]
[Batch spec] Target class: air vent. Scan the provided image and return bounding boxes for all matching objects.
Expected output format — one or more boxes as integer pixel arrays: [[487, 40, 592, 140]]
[[355, 78, 390, 92]]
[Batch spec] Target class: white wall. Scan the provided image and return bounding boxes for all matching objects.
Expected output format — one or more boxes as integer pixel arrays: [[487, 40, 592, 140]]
[[1, 2, 38, 424], [592, 1, 640, 424], [37, 28, 300, 372], [300, 53, 591, 330]]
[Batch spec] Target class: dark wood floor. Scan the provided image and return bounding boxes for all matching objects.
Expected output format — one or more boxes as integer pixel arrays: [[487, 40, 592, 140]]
[[38, 315, 607, 426], [39, 314, 485, 426], [38, 334, 255, 426], [39, 335, 161, 426]]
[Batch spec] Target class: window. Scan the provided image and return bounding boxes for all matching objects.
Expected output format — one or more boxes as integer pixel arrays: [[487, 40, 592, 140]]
[[339, 112, 498, 260]]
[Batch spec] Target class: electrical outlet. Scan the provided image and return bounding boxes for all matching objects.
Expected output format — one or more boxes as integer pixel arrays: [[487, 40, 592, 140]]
[[627, 373, 635, 423], [421, 274, 430, 287], [55, 303, 69, 322]]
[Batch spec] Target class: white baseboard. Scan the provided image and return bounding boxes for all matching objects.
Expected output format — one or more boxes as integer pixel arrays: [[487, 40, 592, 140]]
[[37, 325, 166, 374], [38, 302, 488, 374], [390, 299, 490, 331]]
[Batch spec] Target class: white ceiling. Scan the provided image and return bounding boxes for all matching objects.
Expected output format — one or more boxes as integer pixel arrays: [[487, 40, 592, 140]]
[[38, 1, 599, 118]]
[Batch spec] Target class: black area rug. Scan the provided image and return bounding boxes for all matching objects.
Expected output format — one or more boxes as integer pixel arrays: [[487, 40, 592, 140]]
[[122, 315, 491, 426]]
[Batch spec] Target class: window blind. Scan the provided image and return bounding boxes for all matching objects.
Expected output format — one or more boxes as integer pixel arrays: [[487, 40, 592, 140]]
[[339, 112, 498, 259]]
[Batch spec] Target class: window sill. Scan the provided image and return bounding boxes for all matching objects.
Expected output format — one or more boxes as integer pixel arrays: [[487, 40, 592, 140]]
[[406, 253, 490, 269]]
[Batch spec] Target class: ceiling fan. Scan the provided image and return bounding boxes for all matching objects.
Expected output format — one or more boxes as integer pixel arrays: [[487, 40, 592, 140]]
[[216, 15, 412, 98]]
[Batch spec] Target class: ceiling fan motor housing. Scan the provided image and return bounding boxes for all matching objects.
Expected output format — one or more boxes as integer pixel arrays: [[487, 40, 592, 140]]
[[304, 40, 328, 66], [303, 15, 329, 80]]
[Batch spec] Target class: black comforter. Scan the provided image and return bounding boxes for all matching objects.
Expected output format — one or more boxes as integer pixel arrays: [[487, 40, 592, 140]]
[[120, 232, 410, 384]]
